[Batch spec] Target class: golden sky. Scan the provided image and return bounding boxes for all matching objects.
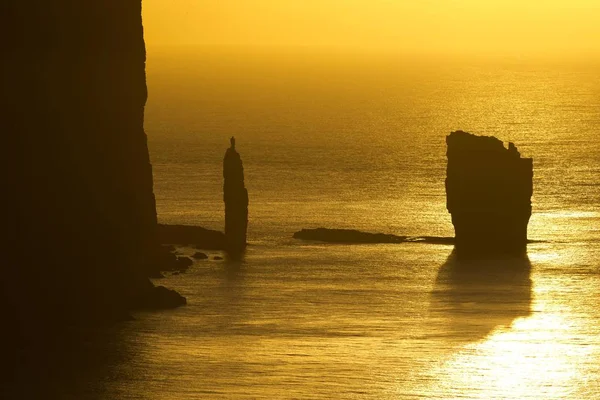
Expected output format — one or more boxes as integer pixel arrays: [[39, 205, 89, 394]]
[[143, 0, 600, 56]]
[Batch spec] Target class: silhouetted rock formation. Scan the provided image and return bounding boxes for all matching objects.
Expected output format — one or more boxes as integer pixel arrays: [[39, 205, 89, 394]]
[[294, 228, 455, 245], [192, 252, 209, 260], [223, 137, 249, 254], [295, 228, 407, 243], [446, 131, 533, 257], [135, 285, 187, 310], [2, 0, 184, 351], [157, 224, 226, 249]]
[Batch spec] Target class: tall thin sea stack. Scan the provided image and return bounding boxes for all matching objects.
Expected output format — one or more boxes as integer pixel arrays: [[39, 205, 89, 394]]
[[223, 137, 249, 254], [445, 131, 533, 257]]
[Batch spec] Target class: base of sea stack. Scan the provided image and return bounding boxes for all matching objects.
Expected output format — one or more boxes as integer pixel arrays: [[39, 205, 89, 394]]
[[452, 211, 530, 259]]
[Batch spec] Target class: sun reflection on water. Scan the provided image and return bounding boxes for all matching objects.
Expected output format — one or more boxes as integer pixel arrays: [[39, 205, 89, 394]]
[[425, 311, 593, 399]]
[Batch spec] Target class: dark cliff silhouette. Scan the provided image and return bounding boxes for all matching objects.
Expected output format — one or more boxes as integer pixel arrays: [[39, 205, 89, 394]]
[[2, 0, 183, 360], [431, 251, 532, 341], [446, 131, 533, 257], [223, 137, 249, 255]]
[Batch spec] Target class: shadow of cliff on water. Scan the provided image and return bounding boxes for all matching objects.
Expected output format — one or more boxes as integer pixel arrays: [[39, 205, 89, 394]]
[[430, 250, 532, 342], [2, 325, 135, 400]]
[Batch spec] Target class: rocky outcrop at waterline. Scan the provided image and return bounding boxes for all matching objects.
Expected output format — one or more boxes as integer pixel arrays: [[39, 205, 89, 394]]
[[293, 228, 455, 245], [223, 137, 249, 255], [445, 131, 533, 257]]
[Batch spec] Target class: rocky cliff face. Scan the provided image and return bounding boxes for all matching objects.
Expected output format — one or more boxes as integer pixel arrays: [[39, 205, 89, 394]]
[[2, 1, 181, 341], [223, 137, 249, 255], [446, 131, 533, 257]]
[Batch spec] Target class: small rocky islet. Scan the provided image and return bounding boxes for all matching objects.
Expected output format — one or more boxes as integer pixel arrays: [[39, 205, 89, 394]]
[[293, 131, 533, 258]]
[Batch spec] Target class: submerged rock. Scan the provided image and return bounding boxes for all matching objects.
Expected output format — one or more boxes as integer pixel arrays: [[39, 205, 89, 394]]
[[138, 286, 187, 309], [293, 228, 456, 245], [445, 131, 533, 257], [176, 256, 193, 269], [294, 228, 407, 243], [223, 137, 249, 255], [192, 252, 209, 260], [149, 246, 194, 273]]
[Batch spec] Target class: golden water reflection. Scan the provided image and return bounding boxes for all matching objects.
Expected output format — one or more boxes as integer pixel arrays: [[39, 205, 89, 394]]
[[424, 246, 599, 399], [430, 252, 532, 343], [428, 313, 593, 399]]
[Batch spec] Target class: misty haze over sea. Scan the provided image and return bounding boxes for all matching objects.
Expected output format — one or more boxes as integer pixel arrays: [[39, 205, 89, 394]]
[[60, 48, 600, 399], [147, 48, 600, 244]]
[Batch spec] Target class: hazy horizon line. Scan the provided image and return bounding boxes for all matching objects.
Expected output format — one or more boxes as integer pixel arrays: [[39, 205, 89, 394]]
[[145, 43, 600, 64]]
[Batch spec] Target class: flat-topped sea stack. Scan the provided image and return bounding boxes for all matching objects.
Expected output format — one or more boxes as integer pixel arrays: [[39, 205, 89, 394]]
[[446, 131, 533, 257], [223, 137, 249, 255]]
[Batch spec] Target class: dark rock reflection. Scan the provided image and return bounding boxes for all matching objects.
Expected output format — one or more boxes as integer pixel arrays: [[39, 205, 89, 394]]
[[430, 250, 533, 342]]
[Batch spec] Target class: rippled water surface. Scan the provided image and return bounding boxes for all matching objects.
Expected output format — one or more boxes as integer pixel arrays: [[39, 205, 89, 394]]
[[76, 50, 600, 399]]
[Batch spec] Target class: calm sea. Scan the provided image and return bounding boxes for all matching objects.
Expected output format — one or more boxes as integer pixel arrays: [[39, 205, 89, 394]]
[[61, 49, 600, 399]]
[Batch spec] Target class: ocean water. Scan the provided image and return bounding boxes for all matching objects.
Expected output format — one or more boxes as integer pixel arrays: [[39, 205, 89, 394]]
[[68, 49, 600, 398]]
